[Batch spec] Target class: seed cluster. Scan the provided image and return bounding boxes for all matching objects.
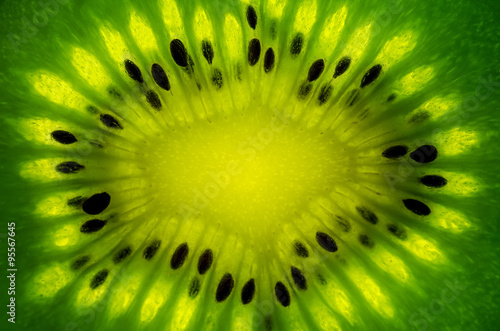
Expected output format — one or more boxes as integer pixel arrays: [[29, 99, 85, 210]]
[[41, 1, 453, 319]]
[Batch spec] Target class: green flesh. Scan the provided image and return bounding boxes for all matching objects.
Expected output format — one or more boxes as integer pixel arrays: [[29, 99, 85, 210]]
[[1, 0, 500, 330]]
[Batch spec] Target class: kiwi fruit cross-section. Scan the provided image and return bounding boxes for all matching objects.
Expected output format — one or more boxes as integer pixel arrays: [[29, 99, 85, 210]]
[[1, 0, 499, 330]]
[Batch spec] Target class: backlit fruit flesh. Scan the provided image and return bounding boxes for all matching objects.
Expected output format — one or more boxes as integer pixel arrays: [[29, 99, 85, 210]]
[[0, 0, 499, 330]]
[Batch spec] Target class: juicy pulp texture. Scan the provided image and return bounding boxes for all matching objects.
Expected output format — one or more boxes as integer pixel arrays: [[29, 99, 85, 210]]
[[1, 0, 500, 330]]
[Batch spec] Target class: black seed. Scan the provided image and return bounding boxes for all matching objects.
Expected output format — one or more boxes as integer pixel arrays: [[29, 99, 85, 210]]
[[124, 59, 143, 83], [170, 39, 189, 67], [359, 234, 375, 248], [246, 5, 257, 29], [113, 246, 132, 264], [68, 196, 85, 207], [307, 59, 325, 82], [108, 88, 122, 99], [410, 145, 438, 163], [382, 145, 409, 159], [275, 282, 290, 307], [216, 273, 234, 302], [71, 256, 90, 270], [197, 249, 214, 275], [333, 56, 351, 78], [80, 219, 107, 233], [212, 68, 223, 89], [264, 316, 272, 331], [90, 269, 108, 289], [56, 161, 84, 174], [202, 40, 214, 65], [387, 93, 396, 102], [264, 48, 275, 73], [82, 192, 111, 215], [151, 63, 171, 91], [316, 232, 338, 252], [241, 279, 255, 304], [360, 64, 382, 88], [236, 64, 242, 80], [87, 105, 99, 114], [291, 266, 307, 290], [318, 84, 333, 105], [290, 33, 304, 57], [143, 240, 161, 260], [387, 224, 407, 240], [336, 216, 351, 232], [419, 175, 447, 188], [189, 278, 201, 298], [248, 38, 261, 66], [298, 82, 312, 99], [146, 90, 162, 110], [356, 206, 378, 225], [403, 199, 431, 216], [100, 114, 123, 129], [293, 241, 309, 258], [170, 242, 189, 270], [51, 130, 77, 144], [409, 112, 430, 124]]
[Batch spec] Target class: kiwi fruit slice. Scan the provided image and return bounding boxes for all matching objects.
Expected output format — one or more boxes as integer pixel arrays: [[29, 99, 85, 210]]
[[1, 0, 499, 330]]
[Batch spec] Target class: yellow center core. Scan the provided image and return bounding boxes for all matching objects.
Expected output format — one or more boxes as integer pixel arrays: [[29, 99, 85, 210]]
[[146, 110, 351, 239]]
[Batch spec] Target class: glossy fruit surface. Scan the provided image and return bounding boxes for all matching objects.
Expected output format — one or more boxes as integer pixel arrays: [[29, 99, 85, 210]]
[[0, 0, 499, 330]]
